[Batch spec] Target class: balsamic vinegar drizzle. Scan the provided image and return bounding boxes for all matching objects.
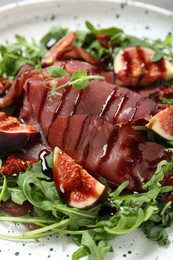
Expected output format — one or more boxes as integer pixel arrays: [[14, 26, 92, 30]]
[[39, 149, 52, 178]]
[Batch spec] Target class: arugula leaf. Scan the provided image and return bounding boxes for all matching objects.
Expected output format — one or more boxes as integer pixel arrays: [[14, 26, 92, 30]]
[[0, 35, 46, 78], [47, 65, 69, 77], [151, 49, 164, 62], [0, 155, 173, 258], [40, 26, 68, 48], [160, 97, 173, 105], [79, 231, 113, 260], [86, 21, 123, 36], [142, 221, 170, 245]]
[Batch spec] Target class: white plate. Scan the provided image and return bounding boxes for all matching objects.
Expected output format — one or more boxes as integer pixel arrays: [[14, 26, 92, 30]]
[[0, 0, 173, 259]]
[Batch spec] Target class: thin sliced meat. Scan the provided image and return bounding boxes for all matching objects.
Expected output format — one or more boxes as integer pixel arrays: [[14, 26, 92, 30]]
[[0, 65, 33, 109], [52, 60, 114, 84], [48, 114, 171, 191], [54, 60, 97, 76], [25, 76, 158, 135]]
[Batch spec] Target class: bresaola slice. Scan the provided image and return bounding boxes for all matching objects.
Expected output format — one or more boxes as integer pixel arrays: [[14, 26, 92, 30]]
[[48, 114, 171, 191], [24, 76, 158, 135], [14, 67, 171, 192]]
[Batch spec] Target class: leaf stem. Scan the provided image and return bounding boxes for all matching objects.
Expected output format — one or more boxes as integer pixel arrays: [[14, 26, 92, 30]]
[[0, 176, 7, 201], [24, 218, 69, 236], [47, 74, 104, 99], [53, 205, 97, 219], [0, 215, 55, 225]]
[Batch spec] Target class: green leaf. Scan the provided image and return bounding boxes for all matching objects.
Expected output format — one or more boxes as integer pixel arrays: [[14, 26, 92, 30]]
[[71, 70, 87, 81], [142, 221, 170, 245], [47, 66, 69, 78], [151, 50, 164, 62], [85, 21, 123, 36], [81, 231, 112, 260], [0, 175, 7, 201], [72, 247, 88, 260], [142, 160, 170, 199], [105, 208, 145, 235], [72, 78, 89, 90], [11, 188, 26, 205], [160, 97, 173, 105], [47, 70, 104, 98], [15, 34, 28, 45], [40, 26, 68, 46]]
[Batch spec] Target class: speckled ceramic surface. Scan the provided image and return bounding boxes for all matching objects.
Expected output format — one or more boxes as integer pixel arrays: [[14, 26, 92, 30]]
[[0, 1, 173, 259]]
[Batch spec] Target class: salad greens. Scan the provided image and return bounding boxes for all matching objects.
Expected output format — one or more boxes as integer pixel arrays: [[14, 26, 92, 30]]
[[0, 155, 173, 260], [0, 21, 173, 260], [1, 21, 173, 79]]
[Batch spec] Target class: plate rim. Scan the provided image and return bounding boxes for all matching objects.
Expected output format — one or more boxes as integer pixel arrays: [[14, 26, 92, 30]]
[[0, 0, 173, 17]]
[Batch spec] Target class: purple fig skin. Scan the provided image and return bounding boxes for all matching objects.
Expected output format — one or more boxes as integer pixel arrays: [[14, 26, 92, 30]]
[[0, 131, 40, 154]]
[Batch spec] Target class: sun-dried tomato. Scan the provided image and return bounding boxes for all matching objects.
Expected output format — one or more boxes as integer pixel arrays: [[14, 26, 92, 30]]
[[0, 155, 35, 176]]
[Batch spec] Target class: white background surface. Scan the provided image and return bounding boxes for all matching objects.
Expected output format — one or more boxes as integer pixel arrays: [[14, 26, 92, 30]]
[[0, 0, 173, 11]]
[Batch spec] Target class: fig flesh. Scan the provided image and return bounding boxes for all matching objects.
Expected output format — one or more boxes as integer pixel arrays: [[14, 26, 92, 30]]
[[0, 112, 40, 154], [114, 46, 173, 87], [146, 106, 173, 140], [53, 147, 107, 209]]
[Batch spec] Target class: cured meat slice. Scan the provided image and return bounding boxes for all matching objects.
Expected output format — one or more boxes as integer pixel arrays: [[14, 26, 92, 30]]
[[0, 65, 33, 109], [54, 60, 97, 76], [25, 76, 157, 136], [48, 114, 170, 191]]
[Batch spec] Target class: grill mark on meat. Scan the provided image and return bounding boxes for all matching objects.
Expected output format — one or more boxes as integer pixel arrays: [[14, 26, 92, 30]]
[[113, 92, 130, 122], [62, 116, 71, 150], [70, 90, 84, 116], [82, 117, 105, 162], [132, 97, 147, 121], [37, 88, 49, 122], [47, 87, 71, 137], [27, 79, 48, 122], [96, 125, 118, 171], [74, 115, 92, 152], [53, 87, 71, 118], [99, 88, 117, 117]]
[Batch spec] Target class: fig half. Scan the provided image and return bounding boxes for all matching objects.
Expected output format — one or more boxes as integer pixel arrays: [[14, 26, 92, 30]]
[[53, 147, 107, 209], [146, 106, 173, 140], [0, 112, 40, 154], [114, 46, 173, 87]]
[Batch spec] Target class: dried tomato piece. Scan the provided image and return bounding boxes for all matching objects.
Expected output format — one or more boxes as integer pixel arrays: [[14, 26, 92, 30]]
[[0, 155, 35, 176]]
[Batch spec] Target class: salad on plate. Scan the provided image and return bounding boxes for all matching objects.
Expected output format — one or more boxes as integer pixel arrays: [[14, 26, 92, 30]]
[[0, 19, 173, 260]]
